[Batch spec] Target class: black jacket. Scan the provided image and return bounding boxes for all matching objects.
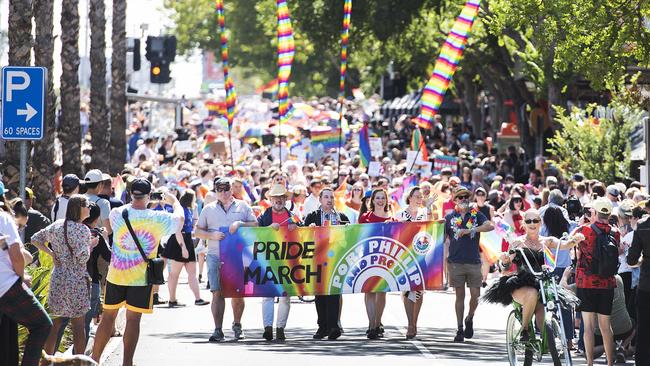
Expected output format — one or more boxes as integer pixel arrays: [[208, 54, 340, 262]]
[[628, 216, 650, 292], [303, 208, 350, 227]]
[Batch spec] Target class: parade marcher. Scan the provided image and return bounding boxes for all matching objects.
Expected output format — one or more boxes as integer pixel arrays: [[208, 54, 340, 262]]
[[359, 188, 395, 340], [627, 203, 650, 365], [195, 177, 257, 342], [51, 174, 82, 222], [84, 169, 112, 235], [31, 195, 96, 358], [483, 209, 582, 343], [304, 188, 350, 340], [0, 204, 52, 366], [574, 198, 620, 366], [396, 187, 428, 339], [303, 178, 323, 215], [257, 184, 299, 341], [473, 186, 494, 220], [163, 189, 209, 307], [91, 179, 183, 366], [445, 186, 494, 342]]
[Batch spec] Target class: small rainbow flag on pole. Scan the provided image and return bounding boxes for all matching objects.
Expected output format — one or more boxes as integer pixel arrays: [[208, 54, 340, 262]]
[[414, 0, 481, 129], [411, 127, 428, 161], [359, 121, 371, 168], [311, 127, 341, 151], [543, 245, 557, 270], [277, 0, 295, 125], [339, 0, 352, 99], [216, 0, 236, 128]]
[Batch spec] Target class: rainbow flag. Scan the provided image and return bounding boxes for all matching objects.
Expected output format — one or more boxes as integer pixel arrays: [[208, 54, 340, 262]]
[[113, 176, 126, 202], [200, 132, 218, 154], [479, 216, 513, 264], [219, 221, 445, 297], [391, 175, 417, 204], [311, 127, 340, 151], [414, 0, 481, 129], [411, 127, 429, 161], [276, 0, 295, 125], [339, 0, 352, 99], [543, 245, 557, 270], [359, 122, 371, 167], [334, 179, 348, 212], [216, 0, 236, 128]]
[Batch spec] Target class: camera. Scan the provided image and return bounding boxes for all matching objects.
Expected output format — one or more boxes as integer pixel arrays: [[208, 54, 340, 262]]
[[151, 192, 164, 201]]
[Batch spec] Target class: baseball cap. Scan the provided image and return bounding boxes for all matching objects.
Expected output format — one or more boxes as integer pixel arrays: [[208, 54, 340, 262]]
[[25, 187, 34, 200], [453, 186, 471, 199], [546, 176, 558, 186], [213, 177, 232, 189], [130, 178, 152, 197], [441, 167, 453, 176], [606, 185, 620, 198], [84, 169, 104, 183], [618, 199, 635, 217], [593, 198, 613, 215], [62, 174, 81, 190], [101, 173, 112, 182]]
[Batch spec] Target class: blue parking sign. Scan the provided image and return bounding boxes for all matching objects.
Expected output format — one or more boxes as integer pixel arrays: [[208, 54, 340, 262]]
[[1, 66, 46, 140]]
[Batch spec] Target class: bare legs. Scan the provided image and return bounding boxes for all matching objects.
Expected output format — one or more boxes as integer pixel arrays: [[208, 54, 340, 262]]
[[403, 292, 423, 337], [583, 312, 615, 366], [365, 292, 386, 329]]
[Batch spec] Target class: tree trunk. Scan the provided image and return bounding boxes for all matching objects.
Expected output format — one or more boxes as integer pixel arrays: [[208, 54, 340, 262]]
[[461, 70, 482, 137], [109, 0, 127, 175], [59, 0, 82, 176], [3, 0, 33, 198], [32, 0, 56, 214], [89, 0, 110, 172]]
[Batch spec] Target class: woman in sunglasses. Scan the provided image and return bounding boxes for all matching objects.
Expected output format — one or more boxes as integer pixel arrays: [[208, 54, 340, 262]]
[[483, 209, 584, 343]]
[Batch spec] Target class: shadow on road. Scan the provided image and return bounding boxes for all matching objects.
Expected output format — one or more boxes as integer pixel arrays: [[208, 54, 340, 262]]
[[146, 326, 511, 362]]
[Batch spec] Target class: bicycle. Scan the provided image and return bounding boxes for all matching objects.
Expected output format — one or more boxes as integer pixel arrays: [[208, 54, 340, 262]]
[[505, 247, 572, 366]]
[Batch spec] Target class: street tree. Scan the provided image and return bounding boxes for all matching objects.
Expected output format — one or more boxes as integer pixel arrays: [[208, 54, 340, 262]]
[[89, 0, 110, 172], [59, 0, 82, 176], [110, 0, 127, 175], [32, 0, 56, 213]]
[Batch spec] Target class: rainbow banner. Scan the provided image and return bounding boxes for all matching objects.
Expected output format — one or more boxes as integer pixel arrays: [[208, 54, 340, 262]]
[[219, 221, 445, 297], [277, 0, 295, 124], [339, 0, 352, 99], [216, 0, 236, 128], [359, 122, 371, 167], [543, 245, 557, 270], [414, 0, 481, 129], [311, 127, 341, 151]]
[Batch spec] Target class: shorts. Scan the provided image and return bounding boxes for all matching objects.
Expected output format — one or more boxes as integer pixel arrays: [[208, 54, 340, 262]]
[[207, 254, 221, 292], [448, 262, 482, 288], [577, 288, 615, 315], [103, 281, 154, 314]]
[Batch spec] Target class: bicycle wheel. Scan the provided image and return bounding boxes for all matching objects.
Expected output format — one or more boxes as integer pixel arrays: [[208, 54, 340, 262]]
[[506, 310, 533, 366], [546, 317, 572, 366]]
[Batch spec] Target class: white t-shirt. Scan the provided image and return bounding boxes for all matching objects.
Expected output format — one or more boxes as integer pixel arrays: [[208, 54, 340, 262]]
[[51, 195, 70, 222], [303, 194, 320, 216], [0, 211, 23, 298]]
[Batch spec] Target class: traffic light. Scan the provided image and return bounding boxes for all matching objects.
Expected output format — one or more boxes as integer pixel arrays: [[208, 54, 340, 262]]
[[150, 59, 171, 84], [145, 35, 176, 84]]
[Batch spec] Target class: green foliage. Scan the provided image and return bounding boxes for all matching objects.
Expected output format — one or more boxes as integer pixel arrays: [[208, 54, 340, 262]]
[[18, 253, 71, 354], [548, 99, 645, 184]]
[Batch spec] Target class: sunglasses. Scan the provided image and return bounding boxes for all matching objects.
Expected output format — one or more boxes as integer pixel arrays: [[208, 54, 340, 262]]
[[216, 185, 231, 192], [524, 219, 541, 224], [475, 192, 486, 197], [353, 188, 363, 192], [455, 195, 470, 200], [512, 199, 523, 203]]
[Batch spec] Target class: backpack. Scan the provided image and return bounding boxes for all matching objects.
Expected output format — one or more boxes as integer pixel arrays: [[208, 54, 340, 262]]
[[589, 224, 619, 277]]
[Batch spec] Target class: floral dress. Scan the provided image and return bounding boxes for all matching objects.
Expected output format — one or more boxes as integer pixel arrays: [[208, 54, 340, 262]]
[[32, 220, 91, 318]]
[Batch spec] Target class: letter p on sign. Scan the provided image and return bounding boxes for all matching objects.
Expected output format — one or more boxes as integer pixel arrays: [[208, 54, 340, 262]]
[[5, 71, 30, 102]]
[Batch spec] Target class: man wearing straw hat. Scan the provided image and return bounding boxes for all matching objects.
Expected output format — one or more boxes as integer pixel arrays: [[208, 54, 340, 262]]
[[257, 184, 300, 341]]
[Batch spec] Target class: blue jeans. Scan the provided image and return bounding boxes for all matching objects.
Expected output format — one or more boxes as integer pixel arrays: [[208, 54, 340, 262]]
[[84, 282, 101, 342], [207, 254, 221, 292]]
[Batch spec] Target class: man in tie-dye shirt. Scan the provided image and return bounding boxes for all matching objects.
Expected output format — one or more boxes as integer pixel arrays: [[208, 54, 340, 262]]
[[92, 178, 183, 366]]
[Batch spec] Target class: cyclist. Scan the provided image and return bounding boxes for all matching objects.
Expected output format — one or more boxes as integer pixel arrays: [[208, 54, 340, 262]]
[[483, 209, 583, 342]]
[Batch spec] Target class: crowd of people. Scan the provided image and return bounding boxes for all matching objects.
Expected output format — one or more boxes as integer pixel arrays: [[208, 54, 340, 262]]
[[0, 98, 648, 366]]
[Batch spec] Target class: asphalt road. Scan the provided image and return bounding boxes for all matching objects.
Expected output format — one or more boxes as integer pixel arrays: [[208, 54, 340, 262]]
[[99, 273, 621, 366]]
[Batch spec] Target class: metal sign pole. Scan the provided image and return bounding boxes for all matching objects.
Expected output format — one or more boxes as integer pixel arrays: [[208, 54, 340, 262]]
[[645, 116, 650, 189], [19, 141, 26, 200]]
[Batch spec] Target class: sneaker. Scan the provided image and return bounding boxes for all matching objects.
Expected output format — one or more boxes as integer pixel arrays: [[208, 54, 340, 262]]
[[328, 328, 341, 340], [519, 329, 530, 344], [276, 327, 286, 341], [232, 323, 245, 339], [367, 328, 379, 340], [209, 328, 225, 342], [313, 328, 327, 339], [464, 317, 474, 339], [454, 328, 464, 342], [198, 274, 203, 283], [263, 326, 273, 341], [194, 299, 210, 306], [153, 293, 167, 305], [615, 351, 626, 364], [376, 327, 384, 338], [168, 301, 186, 308]]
